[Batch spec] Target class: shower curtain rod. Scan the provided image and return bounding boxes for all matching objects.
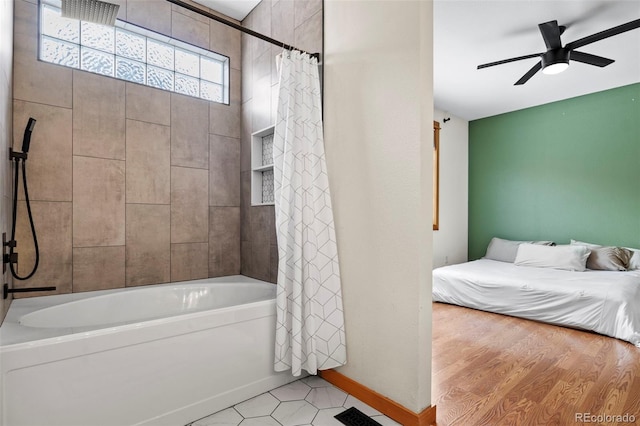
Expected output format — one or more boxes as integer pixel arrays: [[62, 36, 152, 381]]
[[165, 0, 320, 60]]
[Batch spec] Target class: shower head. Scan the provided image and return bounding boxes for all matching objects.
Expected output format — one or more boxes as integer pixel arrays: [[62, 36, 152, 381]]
[[21, 118, 36, 154], [61, 0, 120, 26]]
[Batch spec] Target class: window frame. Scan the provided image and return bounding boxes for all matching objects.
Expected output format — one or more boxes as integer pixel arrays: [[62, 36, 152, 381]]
[[433, 120, 440, 231], [38, 0, 230, 104]]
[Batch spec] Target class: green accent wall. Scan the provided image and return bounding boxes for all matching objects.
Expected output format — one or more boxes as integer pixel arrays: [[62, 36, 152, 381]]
[[469, 83, 640, 259]]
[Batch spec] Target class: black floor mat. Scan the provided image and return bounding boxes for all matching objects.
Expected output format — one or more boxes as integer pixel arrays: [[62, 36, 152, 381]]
[[334, 407, 383, 426]]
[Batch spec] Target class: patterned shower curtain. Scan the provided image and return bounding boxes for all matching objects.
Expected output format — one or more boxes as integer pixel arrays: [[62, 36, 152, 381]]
[[272, 50, 347, 376]]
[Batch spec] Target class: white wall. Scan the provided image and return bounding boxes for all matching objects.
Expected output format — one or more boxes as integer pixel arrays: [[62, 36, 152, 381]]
[[433, 109, 468, 268], [324, 0, 433, 413], [0, 0, 13, 415], [1, 0, 14, 322]]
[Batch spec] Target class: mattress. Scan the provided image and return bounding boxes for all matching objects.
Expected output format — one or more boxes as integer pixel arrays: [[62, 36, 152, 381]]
[[433, 259, 640, 347]]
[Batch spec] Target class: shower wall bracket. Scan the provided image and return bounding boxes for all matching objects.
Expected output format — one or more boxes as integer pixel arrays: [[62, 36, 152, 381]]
[[3, 283, 57, 299], [9, 147, 28, 161]]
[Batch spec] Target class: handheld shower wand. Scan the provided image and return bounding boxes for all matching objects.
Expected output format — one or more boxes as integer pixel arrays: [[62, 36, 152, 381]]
[[3, 117, 56, 297], [22, 117, 36, 154]]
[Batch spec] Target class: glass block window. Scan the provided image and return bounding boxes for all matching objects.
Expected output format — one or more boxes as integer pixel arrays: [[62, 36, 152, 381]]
[[261, 134, 274, 166], [39, 0, 230, 104], [262, 170, 275, 204]]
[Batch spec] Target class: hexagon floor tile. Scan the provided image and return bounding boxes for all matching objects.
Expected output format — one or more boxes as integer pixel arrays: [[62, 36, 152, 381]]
[[272, 400, 318, 425], [186, 377, 400, 426], [270, 380, 312, 402], [235, 392, 280, 418]]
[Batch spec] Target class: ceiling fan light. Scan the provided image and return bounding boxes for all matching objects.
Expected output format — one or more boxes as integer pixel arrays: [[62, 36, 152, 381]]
[[542, 62, 569, 75], [541, 48, 570, 75]]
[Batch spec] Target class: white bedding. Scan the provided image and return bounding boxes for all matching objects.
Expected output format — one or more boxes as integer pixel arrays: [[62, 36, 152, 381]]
[[433, 259, 640, 347]]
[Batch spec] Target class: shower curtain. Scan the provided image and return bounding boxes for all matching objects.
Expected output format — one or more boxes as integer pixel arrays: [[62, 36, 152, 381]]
[[272, 50, 347, 376]]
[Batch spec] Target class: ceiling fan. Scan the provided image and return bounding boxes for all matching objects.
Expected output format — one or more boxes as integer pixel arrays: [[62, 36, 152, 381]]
[[478, 18, 640, 85]]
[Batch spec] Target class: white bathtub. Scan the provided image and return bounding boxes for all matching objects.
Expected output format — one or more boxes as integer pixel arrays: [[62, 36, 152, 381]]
[[0, 276, 299, 426]]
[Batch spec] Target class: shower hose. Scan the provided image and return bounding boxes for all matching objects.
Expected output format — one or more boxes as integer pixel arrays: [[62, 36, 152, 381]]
[[8, 157, 39, 280]]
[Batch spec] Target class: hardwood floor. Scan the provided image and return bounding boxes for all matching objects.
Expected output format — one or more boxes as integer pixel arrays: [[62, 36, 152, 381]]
[[432, 302, 640, 426]]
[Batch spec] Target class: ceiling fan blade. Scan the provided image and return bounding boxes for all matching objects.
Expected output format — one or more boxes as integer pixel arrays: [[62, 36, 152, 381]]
[[514, 62, 542, 85], [478, 53, 541, 69], [570, 51, 615, 67], [539, 20, 563, 49], [565, 18, 640, 50]]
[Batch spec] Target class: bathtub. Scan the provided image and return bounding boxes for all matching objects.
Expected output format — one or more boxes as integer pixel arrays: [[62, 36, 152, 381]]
[[0, 275, 299, 426]]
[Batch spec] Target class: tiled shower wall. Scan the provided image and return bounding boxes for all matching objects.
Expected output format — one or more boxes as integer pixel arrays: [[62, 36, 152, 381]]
[[1, 0, 14, 319], [11, 0, 242, 295], [240, 0, 323, 282]]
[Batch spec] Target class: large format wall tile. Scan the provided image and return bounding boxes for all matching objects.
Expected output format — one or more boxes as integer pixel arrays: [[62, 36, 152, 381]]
[[125, 83, 171, 126], [210, 102, 241, 138], [13, 100, 72, 201], [73, 156, 125, 247], [171, 242, 208, 281], [241, 34, 253, 100], [209, 135, 240, 206], [171, 166, 209, 243], [5, 0, 328, 297], [126, 0, 172, 36], [171, 94, 209, 169], [231, 68, 242, 105], [209, 207, 240, 276], [14, 201, 72, 295], [240, 171, 251, 241], [241, 99, 252, 172], [270, 45, 280, 87], [126, 119, 170, 204], [73, 71, 126, 160], [73, 246, 125, 292], [270, 83, 279, 125], [170, 2, 209, 24], [294, 9, 323, 55], [240, 0, 323, 284], [250, 240, 270, 281], [172, 9, 210, 50], [126, 204, 170, 286], [241, 241, 251, 277], [294, 0, 322, 29], [254, 48, 272, 85], [210, 20, 241, 70], [246, 0, 271, 61], [252, 75, 272, 132], [13, 0, 72, 108], [251, 206, 274, 246], [272, 0, 295, 48]]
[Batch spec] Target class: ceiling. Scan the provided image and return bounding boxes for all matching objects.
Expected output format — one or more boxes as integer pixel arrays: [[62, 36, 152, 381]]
[[192, 0, 259, 21], [435, 0, 640, 121]]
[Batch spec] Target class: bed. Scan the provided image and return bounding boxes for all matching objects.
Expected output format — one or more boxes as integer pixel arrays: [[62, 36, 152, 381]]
[[432, 241, 640, 347]]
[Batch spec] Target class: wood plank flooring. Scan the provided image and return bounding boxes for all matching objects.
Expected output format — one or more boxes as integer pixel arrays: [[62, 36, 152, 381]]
[[432, 302, 640, 426]]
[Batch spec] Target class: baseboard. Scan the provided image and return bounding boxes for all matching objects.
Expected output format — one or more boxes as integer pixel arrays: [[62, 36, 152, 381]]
[[319, 369, 437, 426]]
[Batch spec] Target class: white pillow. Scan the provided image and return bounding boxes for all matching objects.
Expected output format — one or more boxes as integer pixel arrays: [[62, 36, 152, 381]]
[[626, 247, 640, 270], [514, 244, 591, 271], [485, 237, 554, 263], [570, 239, 601, 249]]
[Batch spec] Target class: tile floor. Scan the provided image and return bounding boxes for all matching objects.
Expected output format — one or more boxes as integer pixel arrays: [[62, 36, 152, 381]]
[[186, 376, 402, 426]]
